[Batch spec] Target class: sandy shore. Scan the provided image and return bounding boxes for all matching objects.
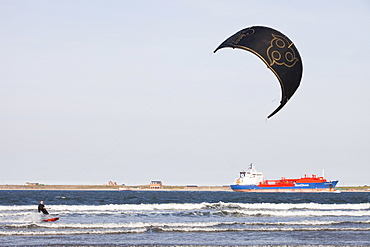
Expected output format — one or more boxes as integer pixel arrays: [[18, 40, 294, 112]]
[[0, 184, 233, 191], [0, 184, 369, 192]]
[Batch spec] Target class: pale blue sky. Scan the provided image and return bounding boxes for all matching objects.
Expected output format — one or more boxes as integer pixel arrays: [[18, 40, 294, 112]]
[[1, 0, 369, 186]]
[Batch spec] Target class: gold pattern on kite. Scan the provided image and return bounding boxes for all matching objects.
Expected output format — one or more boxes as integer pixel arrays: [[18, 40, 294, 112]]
[[267, 34, 299, 68], [214, 26, 303, 118], [228, 28, 255, 45]]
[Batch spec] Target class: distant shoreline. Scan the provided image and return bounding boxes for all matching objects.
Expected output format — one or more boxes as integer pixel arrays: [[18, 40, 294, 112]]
[[0, 184, 369, 192], [0, 184, 233, 191]]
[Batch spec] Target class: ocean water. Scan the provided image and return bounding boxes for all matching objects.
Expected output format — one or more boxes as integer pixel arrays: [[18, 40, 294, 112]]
[[0, 190, 369, 246]]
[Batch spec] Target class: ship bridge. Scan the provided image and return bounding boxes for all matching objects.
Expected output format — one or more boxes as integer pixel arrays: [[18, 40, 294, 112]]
[[236, 165, 263, 185]]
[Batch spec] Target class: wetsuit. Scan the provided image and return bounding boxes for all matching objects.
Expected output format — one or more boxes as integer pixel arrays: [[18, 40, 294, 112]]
[[38, 203, 49, 214]]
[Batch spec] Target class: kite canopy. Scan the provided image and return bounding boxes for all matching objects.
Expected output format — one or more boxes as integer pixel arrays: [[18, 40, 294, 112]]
[[214, 26, 303, 118]]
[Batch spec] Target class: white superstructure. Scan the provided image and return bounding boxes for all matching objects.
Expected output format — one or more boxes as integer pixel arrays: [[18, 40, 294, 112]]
[[235, 164, 264, 185]]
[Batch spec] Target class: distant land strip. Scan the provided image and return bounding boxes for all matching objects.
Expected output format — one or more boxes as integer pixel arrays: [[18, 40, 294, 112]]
[[0, 184, 369, 191], [0, 184, 232, 191]]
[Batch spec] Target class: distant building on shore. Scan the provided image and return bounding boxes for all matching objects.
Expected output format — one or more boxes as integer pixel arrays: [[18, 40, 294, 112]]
[[25, 182, 39, 186], [105, 181, 118, 186], [186, 185, 198, 188], [150, 181, 162, 189]]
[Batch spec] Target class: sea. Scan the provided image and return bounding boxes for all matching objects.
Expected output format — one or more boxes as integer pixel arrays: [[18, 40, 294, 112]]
[[0, 190, 369, 247]]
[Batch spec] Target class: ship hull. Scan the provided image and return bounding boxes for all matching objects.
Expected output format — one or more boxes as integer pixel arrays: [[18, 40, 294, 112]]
[[230, 181, 339, 193]]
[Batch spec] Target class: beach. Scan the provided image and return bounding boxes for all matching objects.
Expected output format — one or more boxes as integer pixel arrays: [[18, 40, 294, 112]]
[[0, 184, 233, 191], [0, 184, 369, 192]]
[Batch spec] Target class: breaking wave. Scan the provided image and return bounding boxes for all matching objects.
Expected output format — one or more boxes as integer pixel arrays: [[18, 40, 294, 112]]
[[1, 202, 369, 212], [1, 226, 370, 236]]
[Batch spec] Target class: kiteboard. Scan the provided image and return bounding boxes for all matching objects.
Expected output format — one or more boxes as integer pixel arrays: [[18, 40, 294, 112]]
[[42, 217, 60, 222]]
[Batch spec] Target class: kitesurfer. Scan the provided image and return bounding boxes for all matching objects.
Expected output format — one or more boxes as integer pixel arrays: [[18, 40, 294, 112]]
[[38, 200, 49, 214]]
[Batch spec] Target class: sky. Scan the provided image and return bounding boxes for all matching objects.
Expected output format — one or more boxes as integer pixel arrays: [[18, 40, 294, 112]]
[[1, 0, 370, 186]]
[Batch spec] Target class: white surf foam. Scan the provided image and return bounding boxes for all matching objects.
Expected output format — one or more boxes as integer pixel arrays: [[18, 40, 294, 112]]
[[1, 226, 369, 236], [0, 228, 146, 236], [1, 202, 369, 213], [220, 209, 370, 217], [5, 219, 369, 230], [211, 202, 370, 210], [156, 226, 370, 233]]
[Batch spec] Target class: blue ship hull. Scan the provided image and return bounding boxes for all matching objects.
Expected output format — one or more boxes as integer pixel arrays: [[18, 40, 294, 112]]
[[231, 181, 339, 192]]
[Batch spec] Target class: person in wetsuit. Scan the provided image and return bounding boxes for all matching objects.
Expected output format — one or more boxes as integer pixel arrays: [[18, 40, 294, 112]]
[[38, 200, 49, 214]]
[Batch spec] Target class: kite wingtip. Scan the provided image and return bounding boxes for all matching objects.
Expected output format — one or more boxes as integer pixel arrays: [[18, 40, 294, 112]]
[[213, 46, 221, 53], [267, 98, 289, 119]]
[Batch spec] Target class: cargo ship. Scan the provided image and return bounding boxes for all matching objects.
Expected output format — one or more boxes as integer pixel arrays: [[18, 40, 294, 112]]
[[230, 164, 338, 192]]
